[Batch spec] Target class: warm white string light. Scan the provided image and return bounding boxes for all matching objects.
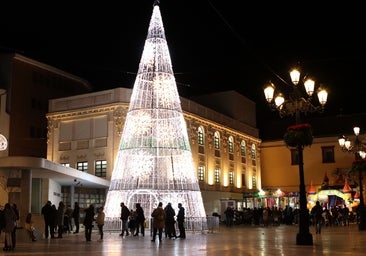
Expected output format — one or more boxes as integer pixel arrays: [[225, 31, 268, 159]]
[[104, 4, 207, 222]]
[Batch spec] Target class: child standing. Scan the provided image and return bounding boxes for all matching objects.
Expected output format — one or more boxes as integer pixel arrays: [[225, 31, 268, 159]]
[[25, 213, 37, 241]]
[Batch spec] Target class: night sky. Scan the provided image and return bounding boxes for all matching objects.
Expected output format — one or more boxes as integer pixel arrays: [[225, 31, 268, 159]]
[[1, 1, 365, 137]]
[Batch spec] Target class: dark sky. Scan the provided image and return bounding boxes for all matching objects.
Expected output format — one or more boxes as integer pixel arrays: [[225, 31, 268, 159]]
[[1, 1, 365, 137]]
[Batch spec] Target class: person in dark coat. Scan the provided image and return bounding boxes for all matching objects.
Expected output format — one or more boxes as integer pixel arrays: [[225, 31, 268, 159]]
[[311, 201, 323, 234], [72, 202, 80, 234], [119, 202, 130, 237], [41, 201, 53, 239], [151, 202, 166, 242], [3, 203, 17, 251], [134, 203, 145, 237], [164, 202, 176, 239], [83, 204, 95, 242], [176, 203, 186, 239]]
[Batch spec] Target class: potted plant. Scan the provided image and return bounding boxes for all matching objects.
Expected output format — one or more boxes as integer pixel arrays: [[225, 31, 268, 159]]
[[283, 123, 313, 148]]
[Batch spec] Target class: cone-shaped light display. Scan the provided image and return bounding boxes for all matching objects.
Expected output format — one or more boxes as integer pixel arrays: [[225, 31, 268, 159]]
[[104, 3, 207, 224]]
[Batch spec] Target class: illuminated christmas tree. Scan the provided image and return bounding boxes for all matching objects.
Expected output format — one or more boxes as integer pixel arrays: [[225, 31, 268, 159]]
[[104, 2, 207, 226]]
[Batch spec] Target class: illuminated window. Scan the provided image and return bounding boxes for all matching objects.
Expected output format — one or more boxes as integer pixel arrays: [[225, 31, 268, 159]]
[[77, 161, 88, 172], [251, 144, 256, 158], [95, 160, 107, 177], [198, 126, 204, 145], [229, 170, 234, 185], [251, 144, 257, 166], [241, 140, 246, 156], [228, 136, 234, 153], [61, 163, 70, 167], [198, 165, 205, 181], [214, 131, 220, 150], [214, 169, 220, 183]]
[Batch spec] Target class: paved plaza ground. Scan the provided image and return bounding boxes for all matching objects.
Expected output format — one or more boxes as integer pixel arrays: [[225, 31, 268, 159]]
[[1, 223, 366, 255]]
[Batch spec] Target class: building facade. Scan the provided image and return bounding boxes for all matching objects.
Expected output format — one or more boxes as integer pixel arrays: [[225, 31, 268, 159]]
[[46, 88, 262, 215]]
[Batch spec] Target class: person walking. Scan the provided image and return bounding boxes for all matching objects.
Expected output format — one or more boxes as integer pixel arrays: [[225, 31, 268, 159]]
[[72, 202, 80, 234], [164, 202, 177, 239], [311, 201, 323, 234], [83, 204, 95, 242], [25, 213, 37, 241], [119, 202, 130, 237], [3, 203, 17, 251], [151, 202, 166, 242], [176, 203, 186, 239], [41, 201, 54, 239], [96, 206, 105, 242], [56, 201, 65, 238], [134, 203, 145, 237]]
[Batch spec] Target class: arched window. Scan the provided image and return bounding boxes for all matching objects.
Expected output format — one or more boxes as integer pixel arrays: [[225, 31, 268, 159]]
[[198, 126, 204, 145], [240, 140, 246, 156], [228, 136, 234, 153], [214, 131, 220, 150], [251, 144, 256, 159]]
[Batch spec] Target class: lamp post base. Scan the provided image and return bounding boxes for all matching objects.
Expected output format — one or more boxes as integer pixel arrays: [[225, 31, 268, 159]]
[[296, 232, 313, 245]]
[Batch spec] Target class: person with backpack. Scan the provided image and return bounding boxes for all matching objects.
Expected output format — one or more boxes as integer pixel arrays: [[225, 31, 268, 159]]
[[151, 202, 166, 242]]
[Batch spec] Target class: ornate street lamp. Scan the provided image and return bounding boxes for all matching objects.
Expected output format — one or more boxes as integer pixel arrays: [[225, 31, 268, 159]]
[[263, 67, 328, 245], [338, 126, 366, 230]]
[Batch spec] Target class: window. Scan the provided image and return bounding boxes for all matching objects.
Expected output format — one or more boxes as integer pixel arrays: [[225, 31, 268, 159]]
[[198, 166, 205, 181], [291, 149, 299, 165], [198, 126, 204, 145], [251, 144, 256, 166], [252, 175, 257, 189], [229, 171, 234, 185], [214, 169, 220, 183], [214, 131, 220, 150], [61, 163, 70, 167], [77, 161, 88, 172], [228, 136, 234, 153], [95, 160, 107, 177], [251, 144, 256, 158], [322, 146, 335, 163], [241, 140, 246, 156], [241, 140, 246, 164]]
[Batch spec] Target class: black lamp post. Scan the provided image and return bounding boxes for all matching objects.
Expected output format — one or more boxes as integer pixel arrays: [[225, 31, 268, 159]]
[[338, 127, 366, 230], [263, 67, 328, 245]]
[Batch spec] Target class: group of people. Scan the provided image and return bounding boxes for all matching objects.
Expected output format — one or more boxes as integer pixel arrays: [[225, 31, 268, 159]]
[[42, 200, 105, 242], [3, 199, 186, 248], [119, 201, 186, 243]]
